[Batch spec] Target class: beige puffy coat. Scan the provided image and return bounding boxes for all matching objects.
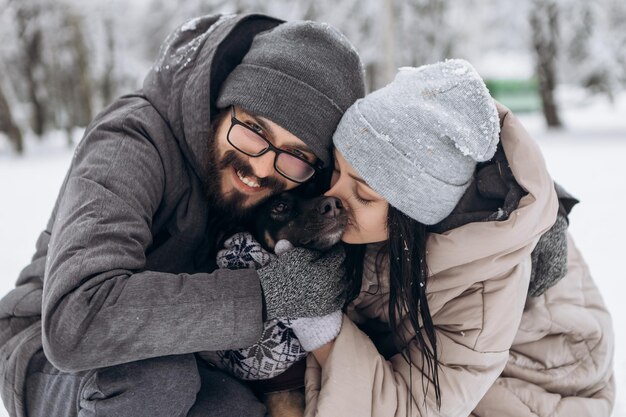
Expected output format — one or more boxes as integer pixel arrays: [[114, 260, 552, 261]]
[[304, 106, 615, 417]]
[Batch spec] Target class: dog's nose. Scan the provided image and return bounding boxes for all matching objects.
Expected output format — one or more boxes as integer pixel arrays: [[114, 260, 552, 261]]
[[319, 197, 343, 218]]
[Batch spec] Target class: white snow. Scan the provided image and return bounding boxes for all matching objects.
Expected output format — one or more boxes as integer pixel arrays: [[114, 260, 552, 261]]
[[180, 16, 201, 32], [473, 51, 535, 79], [0, 95, 625, 416]]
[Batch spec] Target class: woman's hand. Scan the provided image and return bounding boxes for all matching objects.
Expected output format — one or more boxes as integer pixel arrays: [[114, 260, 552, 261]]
[[312, 341, 335, 367], [257, 245, 346, 320], [288, 311, 342, 354]]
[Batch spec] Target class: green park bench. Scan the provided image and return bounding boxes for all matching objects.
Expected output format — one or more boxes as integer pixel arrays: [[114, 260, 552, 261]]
[[485, 78, 542, 113]]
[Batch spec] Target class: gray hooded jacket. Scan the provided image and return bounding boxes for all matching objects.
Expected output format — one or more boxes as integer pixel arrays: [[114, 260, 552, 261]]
[[0, 14, 283, 416]]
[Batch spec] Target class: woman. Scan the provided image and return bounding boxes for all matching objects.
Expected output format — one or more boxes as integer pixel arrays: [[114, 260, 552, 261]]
[[302, 60, 615, 416]]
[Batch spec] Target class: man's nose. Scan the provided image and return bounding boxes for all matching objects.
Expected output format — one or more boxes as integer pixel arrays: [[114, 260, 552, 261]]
[[318, 196, 343, 218], [248, 151, 276, 179]]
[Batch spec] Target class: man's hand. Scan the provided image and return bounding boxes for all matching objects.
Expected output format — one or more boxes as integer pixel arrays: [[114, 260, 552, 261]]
[[217, 232, 275, 269], [257, 245, 346, 320]]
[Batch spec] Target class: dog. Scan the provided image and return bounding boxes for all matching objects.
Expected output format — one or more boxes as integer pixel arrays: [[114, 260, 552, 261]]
[[252, 192, 347, 253], [250, 192, 347, 417]]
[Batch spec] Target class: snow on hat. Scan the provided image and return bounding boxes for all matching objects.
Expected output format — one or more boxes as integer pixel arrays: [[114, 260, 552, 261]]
[[333, 59, 500, 225]]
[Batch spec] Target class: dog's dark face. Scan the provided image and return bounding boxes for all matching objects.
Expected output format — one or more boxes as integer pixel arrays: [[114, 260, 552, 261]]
[[254, 192, 347, 252]]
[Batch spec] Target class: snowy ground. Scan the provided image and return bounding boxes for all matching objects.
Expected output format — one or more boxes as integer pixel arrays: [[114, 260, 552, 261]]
[[0, 94, 625, 416]]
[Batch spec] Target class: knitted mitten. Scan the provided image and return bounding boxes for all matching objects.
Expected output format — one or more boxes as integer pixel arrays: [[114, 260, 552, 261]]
[[257, 244, 347, 319], [217, 318, 307, 380], [288, 311, 343, 351], [217, 232, 275, 269], [528, 213, 569, 297], [215, 232, 306, 380]]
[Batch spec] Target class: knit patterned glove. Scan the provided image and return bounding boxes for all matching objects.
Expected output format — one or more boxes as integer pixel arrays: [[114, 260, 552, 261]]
[[217, 232, 275, 269], [215, 232, 306, 380], [258, 244, 347, 320], [217, 319, 307, 380]]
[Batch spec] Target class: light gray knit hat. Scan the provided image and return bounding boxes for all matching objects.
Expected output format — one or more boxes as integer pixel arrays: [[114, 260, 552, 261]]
[[217, 21, 365, 167], [333, 59, 500, 225]]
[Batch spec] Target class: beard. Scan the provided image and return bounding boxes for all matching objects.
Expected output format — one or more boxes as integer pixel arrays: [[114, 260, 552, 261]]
[[204, 137, 287, 222]]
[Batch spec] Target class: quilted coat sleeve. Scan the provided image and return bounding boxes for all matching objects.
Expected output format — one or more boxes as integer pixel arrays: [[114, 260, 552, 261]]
[[42, 101, 263, 372], [472, 234, 615, 417], [304, 257, 533, 417]]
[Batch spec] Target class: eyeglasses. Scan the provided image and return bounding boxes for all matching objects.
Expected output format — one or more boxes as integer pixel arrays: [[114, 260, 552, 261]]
[[226, 107, 321, 183]]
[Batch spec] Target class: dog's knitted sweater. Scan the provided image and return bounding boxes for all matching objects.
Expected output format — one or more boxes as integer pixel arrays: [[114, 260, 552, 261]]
[[215, 233, 307, 380]]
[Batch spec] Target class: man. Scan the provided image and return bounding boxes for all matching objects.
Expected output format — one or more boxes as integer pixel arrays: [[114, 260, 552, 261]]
[[0, 14, 365, 417]]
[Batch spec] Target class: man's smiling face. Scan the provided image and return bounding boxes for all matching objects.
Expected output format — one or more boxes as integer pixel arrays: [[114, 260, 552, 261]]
[[208, 106, 319, 218]]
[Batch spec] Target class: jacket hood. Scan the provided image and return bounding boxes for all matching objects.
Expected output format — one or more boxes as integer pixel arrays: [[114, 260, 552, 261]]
[[142, 14, 282, 183], [425, 103, 559, 277]]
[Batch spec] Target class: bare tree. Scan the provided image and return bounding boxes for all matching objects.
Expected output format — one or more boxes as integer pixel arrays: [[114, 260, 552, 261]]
[[530, 0, 562, 128], [0, 83, 23, 153], [12, 0, 48, 136], [400, 0, 455, 67], [561, 1, 626, 102], [3, 0, 625, 146], [60, 10, 93, 137], [100, 17, 116, 106]]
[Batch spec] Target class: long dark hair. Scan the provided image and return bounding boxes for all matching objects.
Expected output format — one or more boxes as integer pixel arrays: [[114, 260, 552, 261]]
[[345, 206, 441, 410]]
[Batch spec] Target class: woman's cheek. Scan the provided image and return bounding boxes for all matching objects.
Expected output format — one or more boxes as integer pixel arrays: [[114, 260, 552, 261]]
[[356, 205, 389, 242]]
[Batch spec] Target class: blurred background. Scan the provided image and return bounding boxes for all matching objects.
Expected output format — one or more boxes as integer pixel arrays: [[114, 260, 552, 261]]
[[1, 0, 625, 147], [1, 0, 625, 416]]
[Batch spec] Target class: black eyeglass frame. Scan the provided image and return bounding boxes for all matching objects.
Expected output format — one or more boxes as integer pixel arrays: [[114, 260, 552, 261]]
[[226, 107, 322, 184]]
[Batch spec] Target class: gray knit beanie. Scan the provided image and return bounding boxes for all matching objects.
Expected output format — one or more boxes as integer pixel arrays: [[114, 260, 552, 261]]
[[333, 59, 500, 225], [217, 21, 365, 167]]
